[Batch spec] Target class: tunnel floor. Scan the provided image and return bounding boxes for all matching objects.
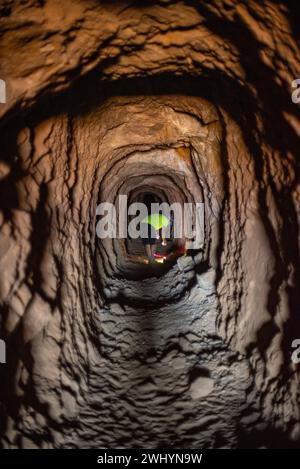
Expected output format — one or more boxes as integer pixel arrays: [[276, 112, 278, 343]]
[[62, 272, 257, 449]]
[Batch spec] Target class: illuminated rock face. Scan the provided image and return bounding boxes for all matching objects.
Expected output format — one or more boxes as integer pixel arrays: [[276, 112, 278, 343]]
[[0, 0, 300, 449]]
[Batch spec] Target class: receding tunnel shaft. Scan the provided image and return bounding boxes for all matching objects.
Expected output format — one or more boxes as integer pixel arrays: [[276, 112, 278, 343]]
[[0, 0, 300, 449]]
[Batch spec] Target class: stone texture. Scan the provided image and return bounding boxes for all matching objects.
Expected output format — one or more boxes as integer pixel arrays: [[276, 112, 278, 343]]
[[0, 0, 299, 449]]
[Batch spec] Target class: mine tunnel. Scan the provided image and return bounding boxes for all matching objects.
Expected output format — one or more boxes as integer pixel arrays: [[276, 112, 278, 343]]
[[0, 0, 300, 450]]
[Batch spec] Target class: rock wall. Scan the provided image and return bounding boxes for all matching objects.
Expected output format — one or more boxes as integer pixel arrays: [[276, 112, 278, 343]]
[[0, 0, 300, 448]]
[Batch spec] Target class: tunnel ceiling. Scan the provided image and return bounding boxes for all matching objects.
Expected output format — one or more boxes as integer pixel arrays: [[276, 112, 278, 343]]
[[0, 0, 300, 449]]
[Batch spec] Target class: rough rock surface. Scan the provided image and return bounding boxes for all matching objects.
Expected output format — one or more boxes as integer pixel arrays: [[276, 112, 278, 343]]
[[0, 0, 300, 448]]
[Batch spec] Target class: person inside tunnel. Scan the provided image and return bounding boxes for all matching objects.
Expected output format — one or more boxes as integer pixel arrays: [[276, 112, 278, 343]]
[[141, 212, 171, 262], [1, 0, 300, 452]]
